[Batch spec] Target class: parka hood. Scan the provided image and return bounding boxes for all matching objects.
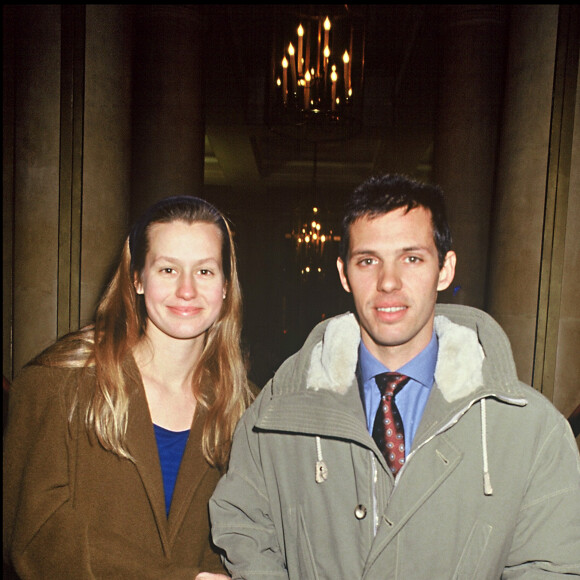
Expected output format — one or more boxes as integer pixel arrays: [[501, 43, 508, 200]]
[[276, 304, 525, 404]]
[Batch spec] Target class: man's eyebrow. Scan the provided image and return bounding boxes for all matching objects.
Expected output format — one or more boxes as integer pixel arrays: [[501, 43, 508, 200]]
[[400, 245, 431, 253], [349, 248, 379, 257], [349, 245, 431, 256]]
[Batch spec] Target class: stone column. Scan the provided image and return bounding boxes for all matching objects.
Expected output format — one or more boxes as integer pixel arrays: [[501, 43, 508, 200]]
[[434, 5, 508, 309], [556, 81, 580, 428], [6, 6, 133, 375], [10, 5, 62, 373], [486, 6, 560, 385], [81, 5, 132, 326], [130, 5, 205, 220]]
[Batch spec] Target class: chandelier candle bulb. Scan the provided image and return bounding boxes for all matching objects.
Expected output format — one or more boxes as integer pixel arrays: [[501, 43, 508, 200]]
[[288, 43, 297, 92], [348, 26, 353, 92], [331, 67, 337, 111], [297, 24, 304, 75], [304, 22, 310, 74], [343, 51, 350, 98], [282, 56, 288, 104], [322, 45, 329, 98], [316, 19, 322, 77]]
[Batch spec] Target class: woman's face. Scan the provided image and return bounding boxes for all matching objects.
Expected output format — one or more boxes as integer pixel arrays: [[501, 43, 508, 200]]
[[135, 220, 226, 345]]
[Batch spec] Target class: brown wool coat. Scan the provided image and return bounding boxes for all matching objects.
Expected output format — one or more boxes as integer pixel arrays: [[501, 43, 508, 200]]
[[3, 356, 226, 579]]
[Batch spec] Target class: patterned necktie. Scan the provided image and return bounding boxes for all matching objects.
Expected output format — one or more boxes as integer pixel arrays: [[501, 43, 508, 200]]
[[372, 372, 410, 475]]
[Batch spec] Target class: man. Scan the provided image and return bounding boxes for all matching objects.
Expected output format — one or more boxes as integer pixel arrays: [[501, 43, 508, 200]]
[[210, 174, 580, 578]]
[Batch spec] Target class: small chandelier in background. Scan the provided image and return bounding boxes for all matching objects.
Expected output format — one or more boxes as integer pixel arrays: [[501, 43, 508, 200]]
[[285, 206, 341, 278], [268, 6, 366, 143]]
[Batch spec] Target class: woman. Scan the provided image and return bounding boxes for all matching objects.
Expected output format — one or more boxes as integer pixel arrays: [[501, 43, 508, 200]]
[[3, 196, 253, 579]]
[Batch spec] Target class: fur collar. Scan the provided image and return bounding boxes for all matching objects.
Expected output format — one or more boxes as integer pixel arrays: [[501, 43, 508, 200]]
[[306, 312, 484, 403]]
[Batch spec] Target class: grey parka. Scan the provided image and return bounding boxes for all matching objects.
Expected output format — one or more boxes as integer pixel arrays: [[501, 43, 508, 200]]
[[210, 304, 580, 579]]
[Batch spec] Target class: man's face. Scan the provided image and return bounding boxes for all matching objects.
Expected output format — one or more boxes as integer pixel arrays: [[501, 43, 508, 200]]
[[337, 207, 456, 369]]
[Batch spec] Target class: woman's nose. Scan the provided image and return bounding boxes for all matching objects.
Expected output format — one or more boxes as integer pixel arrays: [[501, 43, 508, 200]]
[[176, 275, 196, 299]]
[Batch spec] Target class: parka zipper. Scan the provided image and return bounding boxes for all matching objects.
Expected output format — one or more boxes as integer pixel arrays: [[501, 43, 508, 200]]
[[371, 453, 379, 535]]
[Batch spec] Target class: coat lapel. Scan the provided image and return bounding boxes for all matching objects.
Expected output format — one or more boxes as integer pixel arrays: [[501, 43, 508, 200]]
[[123, 355, 171, 552], [123, 358, 221, 551], [166, 402, 212, 541]]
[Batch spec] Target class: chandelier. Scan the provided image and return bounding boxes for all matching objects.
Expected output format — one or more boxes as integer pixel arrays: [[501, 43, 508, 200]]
[[285, 206, 341, 279], [268, 6, 367, 143]]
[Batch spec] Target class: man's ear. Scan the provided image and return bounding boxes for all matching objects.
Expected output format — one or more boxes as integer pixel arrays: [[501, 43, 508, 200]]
[[134, 272, 144, 295], [337, 257, 352, 293], [437, 251, 456, 292]]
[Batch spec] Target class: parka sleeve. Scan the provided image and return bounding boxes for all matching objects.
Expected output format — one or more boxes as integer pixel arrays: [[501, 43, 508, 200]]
[[502, 410, 580, 577], [209, 384, 289, 579], [2, 365, 96, 578]]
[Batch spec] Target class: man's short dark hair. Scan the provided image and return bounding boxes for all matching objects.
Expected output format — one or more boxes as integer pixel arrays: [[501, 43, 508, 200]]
[[339, 174, 452, 268]]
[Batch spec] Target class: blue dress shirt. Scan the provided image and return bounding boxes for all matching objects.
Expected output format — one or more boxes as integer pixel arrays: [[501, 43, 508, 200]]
[[357, 331, 438, 456]]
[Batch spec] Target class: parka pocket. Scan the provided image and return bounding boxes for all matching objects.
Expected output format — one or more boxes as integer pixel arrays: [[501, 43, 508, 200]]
[[452, 519, 493, 579]]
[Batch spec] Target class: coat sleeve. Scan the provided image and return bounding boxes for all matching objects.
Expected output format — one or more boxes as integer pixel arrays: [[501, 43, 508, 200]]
[[209, 384, 289, 579], [502, 409, 580, 578]]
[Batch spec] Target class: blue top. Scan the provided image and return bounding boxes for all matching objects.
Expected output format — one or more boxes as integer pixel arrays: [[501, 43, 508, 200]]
[[357, 331, 438, 456], [153, 424, 190, 516]]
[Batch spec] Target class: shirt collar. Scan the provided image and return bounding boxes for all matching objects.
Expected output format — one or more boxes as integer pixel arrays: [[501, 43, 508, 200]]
[[358, 331, 438, 389]]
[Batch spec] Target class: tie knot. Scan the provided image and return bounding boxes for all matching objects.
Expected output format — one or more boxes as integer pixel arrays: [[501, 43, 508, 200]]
[[376, 372, 410, 397]]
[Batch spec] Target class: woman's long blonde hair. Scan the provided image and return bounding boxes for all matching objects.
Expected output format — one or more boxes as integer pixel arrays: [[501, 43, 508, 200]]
[[33, 196, 253, 470]]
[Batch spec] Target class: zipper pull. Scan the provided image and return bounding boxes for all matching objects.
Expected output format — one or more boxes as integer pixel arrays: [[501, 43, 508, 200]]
[[315, 460, 328, 483]]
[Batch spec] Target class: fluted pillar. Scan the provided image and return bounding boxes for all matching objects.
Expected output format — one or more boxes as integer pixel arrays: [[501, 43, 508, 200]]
[[5, 6, 133, 375], [434, 5, 508, 308], [9, 5, 61, 373], [81, 6, 132, 325], [130, 6, 205, 220], [487, 5, 579, 412], [556, 75, 580, 426], [486, 6, 559, 384]]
